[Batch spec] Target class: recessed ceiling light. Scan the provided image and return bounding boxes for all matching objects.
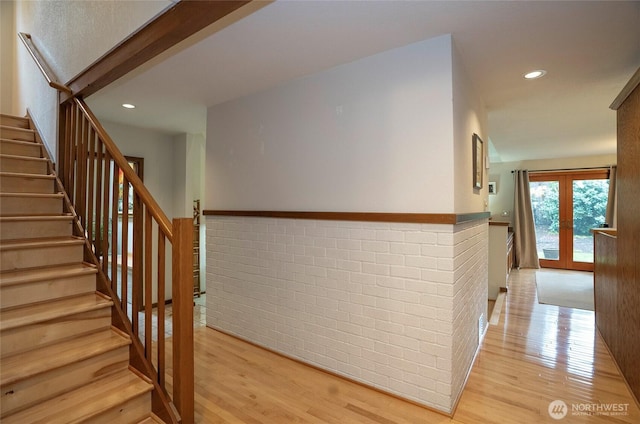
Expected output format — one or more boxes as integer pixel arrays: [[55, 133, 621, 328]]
[[122, 103, 136, 109], [524, 70, 547, 80]]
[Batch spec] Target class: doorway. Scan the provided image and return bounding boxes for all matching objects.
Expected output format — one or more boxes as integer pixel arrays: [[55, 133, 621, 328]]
[[529, 170, 609, 271]]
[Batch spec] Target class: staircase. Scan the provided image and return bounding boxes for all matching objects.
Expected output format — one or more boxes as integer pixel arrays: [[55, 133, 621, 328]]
[[0, 114, 163, 423]]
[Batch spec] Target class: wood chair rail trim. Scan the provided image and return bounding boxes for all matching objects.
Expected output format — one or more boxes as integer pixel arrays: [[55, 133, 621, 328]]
[[203, 210, 490, 225]]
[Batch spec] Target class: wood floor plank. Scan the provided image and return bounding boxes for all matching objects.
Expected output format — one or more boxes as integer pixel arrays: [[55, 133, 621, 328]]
[[154, 268, 639, 423], [454, 269, 640, 424]]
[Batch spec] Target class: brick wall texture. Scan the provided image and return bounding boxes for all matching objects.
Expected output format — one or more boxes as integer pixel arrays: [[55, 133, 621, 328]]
[[206, 216, 488, 413]]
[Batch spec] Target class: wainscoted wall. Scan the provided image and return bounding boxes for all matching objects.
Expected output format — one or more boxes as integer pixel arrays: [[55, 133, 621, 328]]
[[205, 215, 488, 413]]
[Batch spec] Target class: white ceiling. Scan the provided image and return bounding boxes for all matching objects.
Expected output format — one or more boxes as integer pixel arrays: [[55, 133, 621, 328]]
[[87, 0, 640, 163]]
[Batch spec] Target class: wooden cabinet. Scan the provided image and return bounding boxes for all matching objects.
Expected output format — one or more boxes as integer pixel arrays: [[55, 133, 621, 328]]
[[488, 221, 513, 300], [598, 68, 640, 403]]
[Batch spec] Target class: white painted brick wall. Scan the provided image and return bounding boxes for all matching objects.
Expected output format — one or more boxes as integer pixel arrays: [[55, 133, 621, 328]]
[[206, 216, 488, 413]]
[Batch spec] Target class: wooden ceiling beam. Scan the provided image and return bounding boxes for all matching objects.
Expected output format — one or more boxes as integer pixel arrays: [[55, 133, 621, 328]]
[[62, 0, 252, 102]]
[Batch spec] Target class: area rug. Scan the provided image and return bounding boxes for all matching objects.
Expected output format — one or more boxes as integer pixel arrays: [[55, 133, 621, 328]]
[[535, 270, 594, 311]]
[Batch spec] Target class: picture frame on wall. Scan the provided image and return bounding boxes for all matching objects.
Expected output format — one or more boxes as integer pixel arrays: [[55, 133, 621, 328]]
[[473, 133, 483, 189]]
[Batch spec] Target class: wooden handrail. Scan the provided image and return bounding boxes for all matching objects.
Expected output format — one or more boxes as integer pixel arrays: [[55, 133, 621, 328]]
[[58, 98, 194, 423], [20, 27, 194, 424], [18, 33, 72, 95], [73, 98, 173, 240]]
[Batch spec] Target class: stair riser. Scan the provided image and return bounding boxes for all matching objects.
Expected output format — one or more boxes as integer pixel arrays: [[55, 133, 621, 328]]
[[0, 116, 29, 129], [0, 273, 96, 309], [0, 141, 41, 157], [0, 157, 47, 174], [0, 346, 129, 418], [0, 243, 83, 272], [0, 127, 35, 142], [0, 219, 73, 241], [0, 307, 112, 357], [0, 196, 63, 216], [84, 392, 151, 424], [0, 176, 55, 194]]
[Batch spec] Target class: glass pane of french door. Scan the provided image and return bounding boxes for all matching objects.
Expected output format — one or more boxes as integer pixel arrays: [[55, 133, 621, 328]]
[[571, 178, 609, 264], [530, 180, 560, 262], [530, 170, 610, 271]]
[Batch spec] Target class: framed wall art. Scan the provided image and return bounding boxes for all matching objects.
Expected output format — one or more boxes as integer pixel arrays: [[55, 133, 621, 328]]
[[473, 133, 483, 189]]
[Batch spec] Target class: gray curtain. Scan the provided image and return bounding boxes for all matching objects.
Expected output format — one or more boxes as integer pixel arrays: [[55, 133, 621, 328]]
[[605, 165, 617, 228], [513, 170, 540, 268]]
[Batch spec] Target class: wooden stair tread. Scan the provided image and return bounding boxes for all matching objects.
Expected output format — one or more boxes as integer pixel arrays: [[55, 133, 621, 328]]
[[0, 292, 112, 331], [1, 327, 130, 386], [0, 114, 29, 129], [0, 368, 153, 424], [0, 171, 54, 180], [0, 123, 32, 131], [0, 214, 73, 223], [0, 153, 46, 161], [0, 112, 159, 422], [0, 236, 83, 251], [0, 192, 62, 198], [0, 138, 39, 146], [0, 125, 35, 136], [0, 262, 96, 287]]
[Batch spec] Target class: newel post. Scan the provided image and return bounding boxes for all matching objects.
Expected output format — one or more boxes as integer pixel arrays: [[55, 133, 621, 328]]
[[172, 218, 194, 424]]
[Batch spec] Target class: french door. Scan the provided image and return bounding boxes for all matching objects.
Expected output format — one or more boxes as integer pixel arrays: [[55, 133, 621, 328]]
[[529, 170, 609, 271]]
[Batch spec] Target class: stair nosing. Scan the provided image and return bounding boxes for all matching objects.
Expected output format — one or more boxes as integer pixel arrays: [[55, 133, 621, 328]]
[[0, 153, 47, 162], [0, 236, 84, 251], [0, 192, 63, 198], [0, 137, 39, 145], [0, 292, 113, 332], [0, 327, 131, 386], [0, 171, 54, 180], [0, 125, 34, 133], [0, 215, 74, 222]]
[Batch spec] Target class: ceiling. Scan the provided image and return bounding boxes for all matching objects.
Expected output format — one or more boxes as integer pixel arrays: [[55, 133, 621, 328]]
[[87, 0, 640, 163]]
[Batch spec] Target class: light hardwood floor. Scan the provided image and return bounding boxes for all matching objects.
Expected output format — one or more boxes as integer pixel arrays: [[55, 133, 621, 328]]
[[162, 269, 639, 423]]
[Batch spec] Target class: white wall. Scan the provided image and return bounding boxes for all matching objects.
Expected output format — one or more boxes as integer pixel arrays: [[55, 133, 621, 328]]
[[173, 132, 207, 292], [172, 134, 188, 216], [206, 35, 457, 213], [12, 0, 169, 156], [205, 34, 489, 413], [452, 41, 488, 213], [488, 154, 617, 224], [172, 133, 206, 216], [1, 1, 16, 115]]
